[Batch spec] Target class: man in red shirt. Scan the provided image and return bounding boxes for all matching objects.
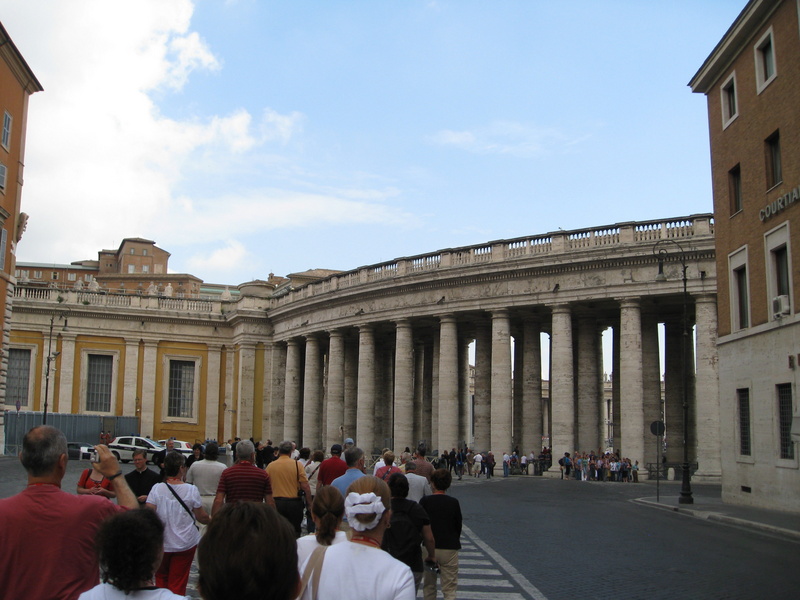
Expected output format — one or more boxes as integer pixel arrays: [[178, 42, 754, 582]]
[[317, 443, 348, 486], [212, 439, 275, 515], [0, 425, 138, 600]]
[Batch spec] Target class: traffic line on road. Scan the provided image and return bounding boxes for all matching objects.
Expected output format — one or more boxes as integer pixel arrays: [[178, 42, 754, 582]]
[[460, 524, 550, 600]]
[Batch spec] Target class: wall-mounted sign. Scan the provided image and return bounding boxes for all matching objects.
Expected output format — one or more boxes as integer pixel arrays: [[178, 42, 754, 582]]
[[760, 185, 799, 222]]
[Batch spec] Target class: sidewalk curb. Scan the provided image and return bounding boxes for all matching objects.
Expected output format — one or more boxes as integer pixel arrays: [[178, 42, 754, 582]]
[[632, 497, 800, 543]]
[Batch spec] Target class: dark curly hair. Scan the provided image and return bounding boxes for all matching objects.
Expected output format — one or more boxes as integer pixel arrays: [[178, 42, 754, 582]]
[[96, 509, 164, 593], [198, 503, 299, 600]]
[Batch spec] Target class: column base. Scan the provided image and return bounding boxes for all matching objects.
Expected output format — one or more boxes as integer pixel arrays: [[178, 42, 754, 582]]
[[692, 470, 722, 483]]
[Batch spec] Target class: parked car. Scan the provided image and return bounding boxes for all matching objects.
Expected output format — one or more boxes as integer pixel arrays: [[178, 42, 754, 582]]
[[108, 436, 165, 463], [157, 439, 193, 456], [67, 441, 95, 461]]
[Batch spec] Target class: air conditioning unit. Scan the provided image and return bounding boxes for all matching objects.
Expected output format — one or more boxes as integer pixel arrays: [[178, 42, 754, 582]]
[[772, 294, 791, 318]]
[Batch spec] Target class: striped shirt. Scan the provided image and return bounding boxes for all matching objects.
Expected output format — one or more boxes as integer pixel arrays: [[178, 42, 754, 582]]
[[216, 460, 272, 504]]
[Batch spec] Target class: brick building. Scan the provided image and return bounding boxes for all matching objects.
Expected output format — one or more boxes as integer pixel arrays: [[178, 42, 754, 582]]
[[690, 0, 799, 512]]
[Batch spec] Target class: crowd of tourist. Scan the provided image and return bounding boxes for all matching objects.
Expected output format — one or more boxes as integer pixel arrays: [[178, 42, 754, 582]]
[[0, 426, 465, 600]]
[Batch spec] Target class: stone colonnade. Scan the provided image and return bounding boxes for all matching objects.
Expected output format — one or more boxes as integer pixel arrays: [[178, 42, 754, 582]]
[[274, 294, 720, 479]]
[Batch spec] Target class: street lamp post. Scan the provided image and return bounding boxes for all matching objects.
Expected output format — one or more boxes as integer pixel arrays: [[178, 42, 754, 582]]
[[654, 240, 694, 505], [42, 312, 68, 425]]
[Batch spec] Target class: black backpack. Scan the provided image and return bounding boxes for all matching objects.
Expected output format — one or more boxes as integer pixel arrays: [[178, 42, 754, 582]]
[[381, 503, 423, 568]]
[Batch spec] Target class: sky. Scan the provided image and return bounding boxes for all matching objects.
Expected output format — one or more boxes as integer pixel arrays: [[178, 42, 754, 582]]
[[3, 0, 744, 286]]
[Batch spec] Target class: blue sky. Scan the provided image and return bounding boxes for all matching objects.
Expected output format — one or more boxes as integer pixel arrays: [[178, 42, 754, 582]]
[[4, 0, 743, 285]]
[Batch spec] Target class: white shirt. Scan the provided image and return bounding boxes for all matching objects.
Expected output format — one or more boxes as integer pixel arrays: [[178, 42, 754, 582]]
[[314, 541, 415, 600], [405, 472, 432, 502], [79, 583, 188, 600], [186, 459, 226, 495], [372, 459, 385, 475], [474, 454, 483, 464], [146, 482, 201, 552]]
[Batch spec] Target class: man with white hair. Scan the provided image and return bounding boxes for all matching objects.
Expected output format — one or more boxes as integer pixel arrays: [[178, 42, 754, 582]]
[[212, 439, 275, 515]]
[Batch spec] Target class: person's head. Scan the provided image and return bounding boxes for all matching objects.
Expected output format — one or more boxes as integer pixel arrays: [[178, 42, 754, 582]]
[[166, 439, 175, 451], [132, 449, 148, 471], [192, 443, 203, 458], [299, 447, 311, 461], [343, 446, 364, 469], [204, 442, 219, 461], [330, 443, 343, 457], [431, 468, 452, 492], [96, 508, 164, 593], [311, 449, 325, 463], [345, 476, 391, 533], [416, 443, 427, 458], [311, 485, 345, 546], [400, 451, 411, 465], [278, 440, 293, 456], [343, 437, 354, 450], [198, 503, 299, 600], [382, 451, 395, 467], [387, 472, 409, 499], [237, 439, 256, 461], [164, 450, 186, 478], [20, 425, 68, 478], [405, 460, 417, 473]]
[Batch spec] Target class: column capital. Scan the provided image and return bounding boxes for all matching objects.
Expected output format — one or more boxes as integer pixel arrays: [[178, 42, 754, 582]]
[[394, 318, 413, 329], [551, 303, 571, 315], [618, 297, 641, 309], [437, 313, 457, 323], [694, 293, 717, 306], [327, 328, 346, 338], [490, 308, 510, 319]]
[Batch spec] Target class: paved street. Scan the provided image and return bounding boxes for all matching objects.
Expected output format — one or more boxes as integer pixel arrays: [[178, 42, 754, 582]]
[[2, 457, 799, 599]]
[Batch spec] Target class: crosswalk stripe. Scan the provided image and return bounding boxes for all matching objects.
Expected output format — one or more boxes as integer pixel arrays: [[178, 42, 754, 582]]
[[459, 568, 503, 575], [459, 578, 514, 587]]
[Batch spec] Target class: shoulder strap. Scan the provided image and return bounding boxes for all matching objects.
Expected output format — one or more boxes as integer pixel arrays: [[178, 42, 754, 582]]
[[298, 545, 328, 600], [165, 483, 198, 528]]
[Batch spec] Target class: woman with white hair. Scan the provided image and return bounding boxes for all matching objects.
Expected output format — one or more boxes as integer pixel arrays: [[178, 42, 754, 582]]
[[298, 476, 415, 600]]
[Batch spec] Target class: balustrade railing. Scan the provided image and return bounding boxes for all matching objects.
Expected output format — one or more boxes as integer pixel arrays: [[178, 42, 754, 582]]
[[272, 214, 714, 307]]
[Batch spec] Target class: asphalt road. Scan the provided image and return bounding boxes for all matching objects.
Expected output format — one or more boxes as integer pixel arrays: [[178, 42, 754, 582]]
[[2, 457, 799, 599]]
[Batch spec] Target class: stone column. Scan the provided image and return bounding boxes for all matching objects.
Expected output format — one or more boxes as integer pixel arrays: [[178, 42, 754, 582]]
[[473, 322, 491, 452], [56, 333, 76, 414], [641, 316, 662, 470], [549, 304, 574, 470], [238, 342, 257, 440], [269, 343, 286, 442], [140, 340, 157, 438], [619, 299, 645, 465], [521, 318, 542, 454], [122, 340, 140, 418], [612, 325, 621, 449], [664, 320, 684, 462], [459, 336, 471, 446], [438, 315, 459, 452], [344, 338, 358, 442], [284, 339, 302, 442], [694, 294, 721, 480], [430, 332, 440, 453], [327, 330, 345, 450], [394, 320, 415, 452], [302, 335, 323, 449], [422, 339, 434, 448], [205, 344, 222, 442], [413, 341, 425, 445], [490, 309, 512, 455], [513, 333, 524, 449], [357, 325, 376, 454], [577, 317, 601, 452]]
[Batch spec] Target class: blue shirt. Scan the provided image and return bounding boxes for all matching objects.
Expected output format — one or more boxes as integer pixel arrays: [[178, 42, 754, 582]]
[[331, 468, 366, 521]]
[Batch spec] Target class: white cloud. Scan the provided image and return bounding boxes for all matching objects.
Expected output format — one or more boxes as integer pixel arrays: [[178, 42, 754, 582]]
[[3, 0, 406, 276], [186, 240, 249, 275], [428, 120, 582, 158]]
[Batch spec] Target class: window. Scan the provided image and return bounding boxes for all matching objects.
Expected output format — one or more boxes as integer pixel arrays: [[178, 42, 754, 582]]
[[67, 273, 77, 282], [84, 274, 92, 282], [143, 249, 148, 256], [730, 248, 750, 330], [51, 272, 58, 280], [729, 164, 743, 214], [86, 354, 113, 412], [128, 264, 135, 274], [754, 28, 776, 93], [168, 360, 195, 418], [765, 223, 792, 319], [777, 383, 794, 459], [720, 72, 738, 128], [33, 271, 42, 279], [1, 111, 11, 150], [130, 248, 135, 255], [6, 348, 31, 407], [0, 162, 7, 192], [737, 388, 751, 456], [766, 130, 782, 189], [142, 265, 149, 274]]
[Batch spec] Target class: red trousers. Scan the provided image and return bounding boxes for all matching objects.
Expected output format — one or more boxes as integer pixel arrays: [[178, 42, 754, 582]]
[[156, 545, 196, 595]]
